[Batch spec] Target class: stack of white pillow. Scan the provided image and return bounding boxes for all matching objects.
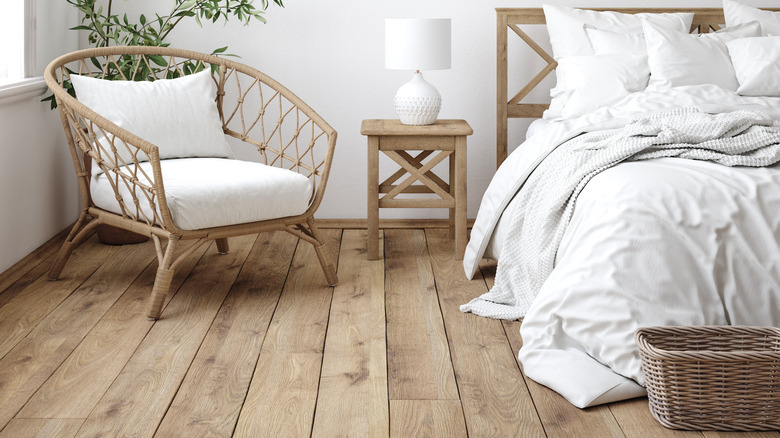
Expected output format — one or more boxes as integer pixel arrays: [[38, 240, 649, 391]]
[[544, 0, 780, 119]]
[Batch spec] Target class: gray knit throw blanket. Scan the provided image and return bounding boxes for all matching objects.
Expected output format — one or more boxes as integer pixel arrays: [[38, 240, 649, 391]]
[[461, 108, 780, 320]]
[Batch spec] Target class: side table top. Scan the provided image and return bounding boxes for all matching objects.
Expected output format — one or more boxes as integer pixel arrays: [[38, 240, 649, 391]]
[[361, 119, 473, 136]]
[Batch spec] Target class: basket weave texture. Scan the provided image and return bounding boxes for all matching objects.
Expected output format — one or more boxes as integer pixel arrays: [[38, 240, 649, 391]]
[[635, 325, 780, 431]]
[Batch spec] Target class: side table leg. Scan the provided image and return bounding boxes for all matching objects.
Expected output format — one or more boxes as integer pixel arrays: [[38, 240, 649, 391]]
[[449, 149, 456, 239], [455, 136, 467, 260], [367, 136, 380, 260]]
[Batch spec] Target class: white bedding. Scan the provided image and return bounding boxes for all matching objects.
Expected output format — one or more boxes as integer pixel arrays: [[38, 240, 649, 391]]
[[525, 118, 551, 141], [464, 85, 780, 408], [484, 118, 550, 260]]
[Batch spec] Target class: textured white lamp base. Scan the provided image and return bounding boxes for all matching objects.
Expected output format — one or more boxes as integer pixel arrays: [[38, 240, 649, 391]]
[[394, 72, 441, 125]]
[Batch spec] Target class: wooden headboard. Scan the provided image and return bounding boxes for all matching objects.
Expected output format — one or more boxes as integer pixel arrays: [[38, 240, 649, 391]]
[[495, 7, 777, 167]]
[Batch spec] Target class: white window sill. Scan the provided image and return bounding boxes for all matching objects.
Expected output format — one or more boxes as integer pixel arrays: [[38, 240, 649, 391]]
[[0, 77, 48, 106]]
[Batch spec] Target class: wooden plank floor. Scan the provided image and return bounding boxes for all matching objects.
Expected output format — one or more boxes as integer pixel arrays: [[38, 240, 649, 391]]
[[1, 228, 778, 437]]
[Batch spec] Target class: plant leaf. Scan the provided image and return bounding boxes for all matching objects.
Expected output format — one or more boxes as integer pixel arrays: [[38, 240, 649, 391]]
[[148, 55, 168, 67]]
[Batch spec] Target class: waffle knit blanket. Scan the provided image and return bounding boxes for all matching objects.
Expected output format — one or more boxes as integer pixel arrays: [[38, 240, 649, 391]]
[[461, 108, 780, 320]]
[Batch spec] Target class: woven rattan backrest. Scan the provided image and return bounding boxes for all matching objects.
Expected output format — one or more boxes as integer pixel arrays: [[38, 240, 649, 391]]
[[45, 46, 336, 232]]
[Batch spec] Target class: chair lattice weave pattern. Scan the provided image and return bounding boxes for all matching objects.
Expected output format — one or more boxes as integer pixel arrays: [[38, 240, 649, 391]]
[[45, 46, 338, 319]]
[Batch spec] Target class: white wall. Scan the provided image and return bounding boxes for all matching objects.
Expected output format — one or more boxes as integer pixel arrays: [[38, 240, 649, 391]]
[[6, 0, 779, 272], [0, 2, 79, 272], [117, 0, 743, 220]]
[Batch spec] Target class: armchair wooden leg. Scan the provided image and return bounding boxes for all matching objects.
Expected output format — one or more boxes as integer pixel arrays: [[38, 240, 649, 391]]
[[146, 236, 179, 320], [216, 238, 230, 254], [146, 267, 174, 320], [49, 242, 76, 281], [49, 212, 96, 281], [314, 244, 338, 286], [307, 218, 338, 286]]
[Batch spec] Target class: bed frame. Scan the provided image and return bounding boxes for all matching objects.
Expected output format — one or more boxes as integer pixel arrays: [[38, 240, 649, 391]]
[[496, 7, 779, 167]]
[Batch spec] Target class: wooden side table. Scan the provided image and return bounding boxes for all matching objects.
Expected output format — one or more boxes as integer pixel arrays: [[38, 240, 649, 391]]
[[361, 119, 473, 260]]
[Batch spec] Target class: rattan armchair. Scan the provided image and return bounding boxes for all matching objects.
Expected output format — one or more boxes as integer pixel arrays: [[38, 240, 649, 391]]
[[45, 46, 338, 320]]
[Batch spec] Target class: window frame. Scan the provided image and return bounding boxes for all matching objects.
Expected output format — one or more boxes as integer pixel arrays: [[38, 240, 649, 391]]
[[23, 0, 36, 78], [0, 0, 44, 104]]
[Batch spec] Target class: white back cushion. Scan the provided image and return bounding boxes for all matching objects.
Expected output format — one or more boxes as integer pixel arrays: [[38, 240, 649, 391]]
[[643, 20, 761, 90], [70, 70, 233, 170], [724, 0, 780, 35]]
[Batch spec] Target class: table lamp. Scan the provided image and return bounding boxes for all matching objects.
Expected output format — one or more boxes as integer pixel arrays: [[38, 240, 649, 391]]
[[385, 18, 451, 125]]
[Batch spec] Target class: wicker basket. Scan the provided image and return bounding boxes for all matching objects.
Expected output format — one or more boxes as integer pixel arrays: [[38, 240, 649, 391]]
[[635, 325, 780, 431]]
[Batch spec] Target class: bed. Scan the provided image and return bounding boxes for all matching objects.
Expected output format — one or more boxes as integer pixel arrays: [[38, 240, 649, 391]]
[[461, 3, 780, 408]]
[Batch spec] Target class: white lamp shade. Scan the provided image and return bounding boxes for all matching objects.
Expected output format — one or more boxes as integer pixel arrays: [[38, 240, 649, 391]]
[[385, 18, 451, 71]]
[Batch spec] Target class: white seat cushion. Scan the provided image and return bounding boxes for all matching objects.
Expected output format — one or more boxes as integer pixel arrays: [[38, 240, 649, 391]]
[[91, 158, 313, 230]]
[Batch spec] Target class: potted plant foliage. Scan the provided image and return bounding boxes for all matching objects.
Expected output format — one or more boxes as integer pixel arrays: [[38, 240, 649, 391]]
[[44, 0, 284, 108]]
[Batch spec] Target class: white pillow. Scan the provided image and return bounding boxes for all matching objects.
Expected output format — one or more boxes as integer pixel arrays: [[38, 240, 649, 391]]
[[727, 36, 780, 96], [643, 20, 761, 90], [542, 4, 693, 59], [555, 53, 650, 119], [542, 5, 692, 119], [70, 70, 233, 170], [724, 0, 780, 35], [585, 27, 646, 55], [542, 92, 567, 120]]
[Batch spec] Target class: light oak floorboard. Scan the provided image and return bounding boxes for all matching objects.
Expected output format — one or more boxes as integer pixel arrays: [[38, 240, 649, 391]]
[[0, 227, 774, 437], [0, 250, 60, 312], [703, 432, 780, 437], [25, 239, 154, 340], [385, 229, 458, 401], [234, 229, 342, 438], [610, 398, 704, 438], [0, 418, 83, 438], [0, 236, 114, 360], [0, 338, 74, 432], [426, 228, 546, 437], [390, 400, 467, 438], [0, 240, 153, 429], [76, 235, 256, 438], [18, 240, 208, 419], [234, 352, 323, 438], [0, 259, 51, 311], [480, 259, 626, 438], [155, 232, 298, 437], [312, 230, 389, 437], [256, 229, 342, 355], [0, 226, 70, 299]]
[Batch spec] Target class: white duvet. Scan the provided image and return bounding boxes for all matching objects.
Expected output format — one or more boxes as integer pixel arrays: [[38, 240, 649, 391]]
[[463, 85, 780, 408]]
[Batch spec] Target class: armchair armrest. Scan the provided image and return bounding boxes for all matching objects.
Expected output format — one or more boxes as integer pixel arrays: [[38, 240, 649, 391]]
[[218, 65, 338, 217], [53, 97, 179, 232]]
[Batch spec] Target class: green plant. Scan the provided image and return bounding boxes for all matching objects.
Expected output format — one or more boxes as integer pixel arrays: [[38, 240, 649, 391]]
[[45, 0, 283, 108]]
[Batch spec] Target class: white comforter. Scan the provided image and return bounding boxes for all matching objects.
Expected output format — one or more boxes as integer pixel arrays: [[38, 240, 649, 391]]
[[463, 85, 780, 408]]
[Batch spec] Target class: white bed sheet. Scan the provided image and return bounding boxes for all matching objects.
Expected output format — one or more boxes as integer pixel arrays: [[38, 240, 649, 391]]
[[466, 84, 780, 408]]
